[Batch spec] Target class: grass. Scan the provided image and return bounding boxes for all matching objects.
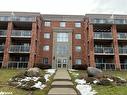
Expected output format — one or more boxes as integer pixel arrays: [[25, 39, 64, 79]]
[[69, 70, 127, 95], [0, 69, 54, 95]]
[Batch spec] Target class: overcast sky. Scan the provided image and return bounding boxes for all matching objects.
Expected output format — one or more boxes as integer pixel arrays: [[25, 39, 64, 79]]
[[0, 0, 127, 15]]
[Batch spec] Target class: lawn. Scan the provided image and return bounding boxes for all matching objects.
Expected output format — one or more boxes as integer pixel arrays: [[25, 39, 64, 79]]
[[0, 69, 54, 95], [69, 70, 127, 95]]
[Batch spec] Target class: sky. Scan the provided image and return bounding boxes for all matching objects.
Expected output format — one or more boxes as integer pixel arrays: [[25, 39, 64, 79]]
[[0, 0, 127, 15]]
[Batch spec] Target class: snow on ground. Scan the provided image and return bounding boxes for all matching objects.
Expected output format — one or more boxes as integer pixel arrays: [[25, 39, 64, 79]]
[[75, 79, 97, 95], [44, 74, 51, 82], [107, 78, 114, 82], [117, 76, 126, 81], [20, 77, 40, 82], [45, 69, 56, 75], [31, 81, 46, 89]]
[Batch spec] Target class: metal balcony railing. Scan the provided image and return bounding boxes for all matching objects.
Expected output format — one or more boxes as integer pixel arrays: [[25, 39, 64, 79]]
[[119, 48, 127, 54], [118, 33, 127, 40], [91, 18, 127, 25], [8, 61, 28, 68], [120, 63, 127, 70], [94, 47, 114, 54], [0, 16, 10, 21], [9, 45, 30, 53], [11, 30, 31, 37], [94, 32, 112, 39], [0, 30, 7, 37], [12, 16, 35, 22], [96, 63, 115, 70], [0, 45, 4, 52]]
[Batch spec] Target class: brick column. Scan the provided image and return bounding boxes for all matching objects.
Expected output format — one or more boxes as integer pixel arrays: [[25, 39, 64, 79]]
[[112, 25, 121, 70], [28, 22, 37, 68], [89, 24, 95, 67], [2, 22, 13, 68]]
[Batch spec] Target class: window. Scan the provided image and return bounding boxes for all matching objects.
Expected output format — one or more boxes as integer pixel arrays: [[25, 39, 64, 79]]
[[43, 58, 48, 64], [75, 34, 81, 39], [57, 33, 68, 42], [44, 33, 50, 39], [60, 22, 66, 27], [76, 59, 81, 64], [75, 46, 81, 52], [75, 22, 81, 27], [43, 45, 49, 51], [44, 21, 51, 27], [56, 45, 69, 55]]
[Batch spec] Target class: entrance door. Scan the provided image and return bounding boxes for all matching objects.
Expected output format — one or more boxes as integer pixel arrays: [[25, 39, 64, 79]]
[[57, 58, 68, 69]]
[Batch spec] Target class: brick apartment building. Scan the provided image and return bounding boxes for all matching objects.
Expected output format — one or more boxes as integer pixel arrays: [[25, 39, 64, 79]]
[[0, 12, 127, 70]]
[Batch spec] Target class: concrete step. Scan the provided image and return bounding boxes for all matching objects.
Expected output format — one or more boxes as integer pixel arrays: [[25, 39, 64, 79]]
[[51, 80, 74, 88], [48, 87, 77, 95]]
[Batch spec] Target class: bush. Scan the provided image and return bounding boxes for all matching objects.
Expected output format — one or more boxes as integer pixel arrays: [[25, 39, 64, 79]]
[[72, 64, 88, 70], [34, 64, 51, 69]]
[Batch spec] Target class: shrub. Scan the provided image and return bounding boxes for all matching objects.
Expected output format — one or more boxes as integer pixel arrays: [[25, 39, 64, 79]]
[[72, 64, 88, 70], [34, 64, 51, 69]]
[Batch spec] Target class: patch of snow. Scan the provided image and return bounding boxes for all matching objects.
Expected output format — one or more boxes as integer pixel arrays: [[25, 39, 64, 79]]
[[76, 84, 97, 95], [20, 77, 40, 82], [75, 79, 86, 85], [93, 80, 99, 84], [68, 69, 78, 72], [44, 74, 51, 82], [31, 81, 46, 89], [107, 78, 113, 82], [117, 77, 126, 81], [45, 69, 56, 75]]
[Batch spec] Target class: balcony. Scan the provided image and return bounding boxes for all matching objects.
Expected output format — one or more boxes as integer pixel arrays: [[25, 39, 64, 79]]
[[8, 61, 28, 68], [11, 30, 31, 38], [0, 30, 7, 37], [91, 18, 127, 25], [119, 48, 127, 55], [0, 16, 10, 21], [120, 63, 127, 70], [9, 45, 30, 53], [118, 33, 127, 40], [96, 63, 115, 70], [94, 47, 114, 55], [0, 45, 4, 53], [94, 32, 113, 40], [12, 16, 35, 22]]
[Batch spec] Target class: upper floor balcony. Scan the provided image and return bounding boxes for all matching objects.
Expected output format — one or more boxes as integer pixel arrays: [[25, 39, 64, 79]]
[[118, 33, 127, 40], [91, 18, 127, 25], [0, 30, 7, 37], [0, 16, 10, 21], [94, 32, 113, 40], [94, 47, 114, 55], [11, 30, 31, 38], [119, 48, 127, 55], [0, 45, 4, 53], [9, 45, 30, 53]]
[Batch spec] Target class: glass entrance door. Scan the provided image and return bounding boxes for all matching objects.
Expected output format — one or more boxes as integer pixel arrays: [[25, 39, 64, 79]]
[[57, 58, 68, 69]]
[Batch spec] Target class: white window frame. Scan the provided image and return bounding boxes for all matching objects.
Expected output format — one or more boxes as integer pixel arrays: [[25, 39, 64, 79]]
[[43, 45, 49, 51], [60, 21, 66, 27], [75, 46, 81, 52], [44, 33, 50, 39], [76, 59, 82, 64], [75, 34, 81, 39], [75, 22, 81, 28], [44, 21, 51, 27]]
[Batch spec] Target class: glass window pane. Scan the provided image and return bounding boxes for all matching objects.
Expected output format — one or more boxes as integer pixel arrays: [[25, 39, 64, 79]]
[[43, 45, 49, 51], [60, 22, 66, 27], [75, 22, 81, 27], [57, 33, 68, 42], [44, 33, 50, 39], [44, 21, 51, 27], [75, 46, 81, 52], [75, 34, 81, 39], [76, 59, 81, 64]]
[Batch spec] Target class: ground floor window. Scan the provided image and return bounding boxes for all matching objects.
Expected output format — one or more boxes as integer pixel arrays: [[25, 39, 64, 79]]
[[75, 59, 81, 65], [43, 58, 48, 64]]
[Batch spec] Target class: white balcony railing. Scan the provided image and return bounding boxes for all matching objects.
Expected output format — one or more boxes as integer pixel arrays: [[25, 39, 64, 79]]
[[119, 48, 127, 54], [0, 30, 7, 37], [94, 47, 114, 54], [9, 45, 30, 53], [8, 61, 28, 68], [11, 30, 31, 37], [94, 32, 112, 39], [96, 63, 115, 70], [0, 45, 4, 52], [118, 33, 127, 40]]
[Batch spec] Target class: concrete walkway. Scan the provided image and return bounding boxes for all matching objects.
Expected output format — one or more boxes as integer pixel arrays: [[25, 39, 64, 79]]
[[48, 69, 78, 95]]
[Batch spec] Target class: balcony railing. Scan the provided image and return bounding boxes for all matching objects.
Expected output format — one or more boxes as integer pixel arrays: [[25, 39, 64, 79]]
[[8, 61, 28, 68], [119, 48, 127, 54], [94, 47, 114, 54], [120, 63, 127, 70], [11, 30, 31, 37], [12, 16, 35, 22], [118, 33, 127, 40], [0, 30, 7, 37], [0, 45, 4, 52], [96, 63, 115, 70], [0, 16, 10, 21], [94, 32, 112, 39], [9, 45, 30, 53], [91, 18, 127, 25]]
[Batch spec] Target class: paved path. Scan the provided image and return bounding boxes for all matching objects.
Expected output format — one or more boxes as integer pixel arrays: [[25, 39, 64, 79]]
[[48, 69, 78, 95]]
